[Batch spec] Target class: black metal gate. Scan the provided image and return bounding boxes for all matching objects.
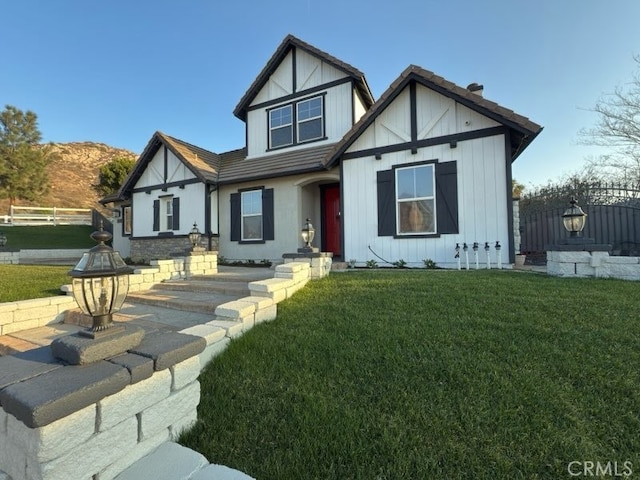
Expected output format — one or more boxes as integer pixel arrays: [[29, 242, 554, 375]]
[[519, 183, 640, 255]]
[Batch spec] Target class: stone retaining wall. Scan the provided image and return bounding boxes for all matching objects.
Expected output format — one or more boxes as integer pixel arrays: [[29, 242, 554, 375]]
[[0, 332, 205, 480], [0, 253, 218, 337], [547, 250, 640, 280]]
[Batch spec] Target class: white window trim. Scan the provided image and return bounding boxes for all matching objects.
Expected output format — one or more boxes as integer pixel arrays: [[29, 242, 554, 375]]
[[269, 105, 293, 149], [161, 197, 174, 232], [395, 164, 437, 236], [296, 97, 324, 143], [241, 190, 263, 241]]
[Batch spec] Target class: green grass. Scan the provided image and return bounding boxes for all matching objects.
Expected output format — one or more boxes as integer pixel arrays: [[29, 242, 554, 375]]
[[0, 225, 95, 249], [179, 270, 640, 479], [0, 265, 71, 302]]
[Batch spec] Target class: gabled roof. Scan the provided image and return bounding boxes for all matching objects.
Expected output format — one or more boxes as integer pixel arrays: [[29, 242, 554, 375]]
[[107, 131, 220, 202], [233, 34, 375, 122], [217, 144, 333, 185], [324, 65, 543, 168]]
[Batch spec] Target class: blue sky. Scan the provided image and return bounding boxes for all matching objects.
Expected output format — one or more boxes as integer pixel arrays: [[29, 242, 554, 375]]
[[2, 0, 639, 188]]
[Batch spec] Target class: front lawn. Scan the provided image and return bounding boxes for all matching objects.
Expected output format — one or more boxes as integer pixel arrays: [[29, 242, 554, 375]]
[[179, 270, 640, 479], [0, 265, 70, 302]]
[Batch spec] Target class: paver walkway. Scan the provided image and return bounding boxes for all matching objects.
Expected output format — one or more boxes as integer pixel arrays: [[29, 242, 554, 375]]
[[0, 266, 274, 355]]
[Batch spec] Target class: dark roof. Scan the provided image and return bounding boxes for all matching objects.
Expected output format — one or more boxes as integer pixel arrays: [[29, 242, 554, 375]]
[[217, 144, 334, 185], [233, 34, 374, 122], [324, 65, 543, 168], [105, 131, 220, 202]]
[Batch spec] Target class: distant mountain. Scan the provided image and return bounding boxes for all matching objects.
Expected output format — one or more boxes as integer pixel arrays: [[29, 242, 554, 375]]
[[0, 142, 138, 213]]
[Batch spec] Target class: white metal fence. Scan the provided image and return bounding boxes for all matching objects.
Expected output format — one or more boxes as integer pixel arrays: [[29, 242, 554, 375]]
[[0, 206, 93, 226]]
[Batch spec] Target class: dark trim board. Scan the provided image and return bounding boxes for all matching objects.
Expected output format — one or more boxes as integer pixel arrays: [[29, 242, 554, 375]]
[[248, 77, 350, 112], [341, 126, 508, 161], [132, 178, 202, 194]]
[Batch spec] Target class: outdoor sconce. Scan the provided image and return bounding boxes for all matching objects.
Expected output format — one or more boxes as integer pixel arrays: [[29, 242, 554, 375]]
[[68, 225, 133, 338], [562, 196, 587, 237], [299, 218, 317, 253], [0, 231, 6, 248], [189, 222, 202, 248]]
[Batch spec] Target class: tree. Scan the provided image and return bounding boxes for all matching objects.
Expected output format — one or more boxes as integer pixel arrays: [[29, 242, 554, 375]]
[[0, 105, 54, 205], [512, 178, 525, 198], [579, 55, 640, 184], [96, 157, 135, 196]]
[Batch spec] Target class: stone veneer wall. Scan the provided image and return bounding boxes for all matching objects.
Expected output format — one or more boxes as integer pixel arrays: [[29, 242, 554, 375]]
[[0, 259, 328, 480], [547, 250, 640, 280], [0, 253, 218, 338], [130, 237, 219, 261]]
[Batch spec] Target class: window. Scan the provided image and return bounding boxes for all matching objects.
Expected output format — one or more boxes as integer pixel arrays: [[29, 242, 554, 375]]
[[230, 188, 274, 243], [165, 198, 174, 231], [123, 206, 132, 235], [269, 105, 293, 148], [377, 161, 458, 237], [153, 197, 180, 232], [241, 190, 263, 240], [268, 96, 324, 149], [395, 165, 435, 235], [297, 97, 323, 143]]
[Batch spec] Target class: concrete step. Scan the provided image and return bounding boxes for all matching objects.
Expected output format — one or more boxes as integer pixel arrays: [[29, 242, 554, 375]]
[[154, 280, 251, 297], [126, 288, 238, 315]]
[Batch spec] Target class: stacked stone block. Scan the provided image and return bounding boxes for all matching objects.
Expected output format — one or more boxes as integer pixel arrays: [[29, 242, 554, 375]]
[[0, 297, 77, 337], [547, 250, 640, 280], [0, 333, 204, 480]]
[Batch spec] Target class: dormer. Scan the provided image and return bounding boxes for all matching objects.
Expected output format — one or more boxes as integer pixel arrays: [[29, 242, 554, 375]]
[[234, 35, 374, 159]]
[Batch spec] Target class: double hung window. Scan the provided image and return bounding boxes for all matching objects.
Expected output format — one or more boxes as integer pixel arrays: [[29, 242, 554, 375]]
[[395, 164, 436, 235], [268, 95, 324, 149], [241, 190, 263, 241]]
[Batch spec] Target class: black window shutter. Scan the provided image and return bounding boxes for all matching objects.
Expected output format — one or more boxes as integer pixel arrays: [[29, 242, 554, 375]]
[[153, 200, 160, 232], [230, 192, 241, 241], [435, 161, 459, 234], [263, 188, 274, 241], [172, 197, 180, 230], [376, 169, 395, 236]]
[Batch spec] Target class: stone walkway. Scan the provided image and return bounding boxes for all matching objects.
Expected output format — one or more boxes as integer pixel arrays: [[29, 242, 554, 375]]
[[0, 266, 273, 355], [0, 266, 276, 480]]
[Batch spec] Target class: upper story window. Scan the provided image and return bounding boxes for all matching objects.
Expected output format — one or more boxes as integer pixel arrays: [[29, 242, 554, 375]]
[[396, 164, 436, 235], [297, 97, 323, 143], [268, 95, 325, 150], [269, 105, 293, 148]]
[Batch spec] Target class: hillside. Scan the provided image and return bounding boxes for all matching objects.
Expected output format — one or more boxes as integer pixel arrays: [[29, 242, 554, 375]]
[[0, 142, 138, 214]]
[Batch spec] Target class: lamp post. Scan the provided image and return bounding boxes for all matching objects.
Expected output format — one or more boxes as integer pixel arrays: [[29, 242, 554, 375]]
[[189, 222, 202, 249], [562, 196, 587, 237], [298, 218, 318, 253], [68, 224, 133, 338]]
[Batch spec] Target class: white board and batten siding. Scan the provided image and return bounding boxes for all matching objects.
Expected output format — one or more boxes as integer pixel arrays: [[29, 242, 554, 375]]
[[132, 147, 207, 237], [342, 84, 509, 268], [246, 50, 356, 158]]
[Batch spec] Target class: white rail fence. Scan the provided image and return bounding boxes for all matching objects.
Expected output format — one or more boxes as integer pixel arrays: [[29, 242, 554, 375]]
[[1, 206, 93, 226]]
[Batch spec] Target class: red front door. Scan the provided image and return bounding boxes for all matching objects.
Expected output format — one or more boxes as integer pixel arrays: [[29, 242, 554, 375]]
[[321, 184, 341, 258]]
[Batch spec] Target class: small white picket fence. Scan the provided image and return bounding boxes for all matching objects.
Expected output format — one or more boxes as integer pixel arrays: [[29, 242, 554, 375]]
[[0, 206, 92, 226]]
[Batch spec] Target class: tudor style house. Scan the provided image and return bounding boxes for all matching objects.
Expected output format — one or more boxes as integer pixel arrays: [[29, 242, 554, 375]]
[[104, 35, 541, 268]]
